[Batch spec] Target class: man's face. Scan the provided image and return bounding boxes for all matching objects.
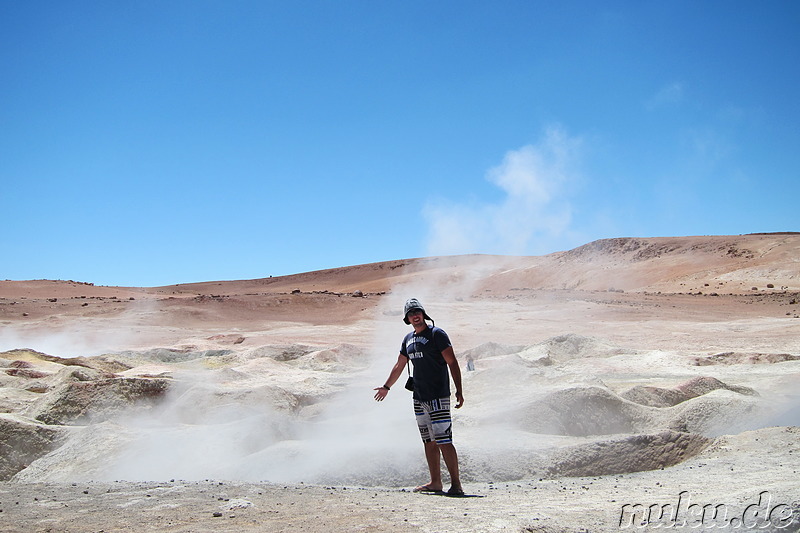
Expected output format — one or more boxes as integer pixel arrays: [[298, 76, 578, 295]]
[[406, 309, 424, 326]]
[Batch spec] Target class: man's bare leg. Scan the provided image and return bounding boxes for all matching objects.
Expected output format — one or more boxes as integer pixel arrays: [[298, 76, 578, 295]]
[[439, 443, 462, 493], [419, 441, 443, 491]]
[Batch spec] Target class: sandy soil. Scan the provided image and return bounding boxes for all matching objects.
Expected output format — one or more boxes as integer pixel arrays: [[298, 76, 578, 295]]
[[1, 234, 799, 532]]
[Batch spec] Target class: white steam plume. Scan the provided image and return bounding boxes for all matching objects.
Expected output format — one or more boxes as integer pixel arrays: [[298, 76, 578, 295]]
[[0, 297, 163, 358], [424, 125, 582, 258]]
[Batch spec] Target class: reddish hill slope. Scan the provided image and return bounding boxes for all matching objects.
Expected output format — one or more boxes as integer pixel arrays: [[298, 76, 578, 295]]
[[479, 233, 800, 293], [2, 234, 797, 300]]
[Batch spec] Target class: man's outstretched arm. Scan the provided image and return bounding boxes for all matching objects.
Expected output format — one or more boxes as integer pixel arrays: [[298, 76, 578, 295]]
[[374, 353, 407, 401]]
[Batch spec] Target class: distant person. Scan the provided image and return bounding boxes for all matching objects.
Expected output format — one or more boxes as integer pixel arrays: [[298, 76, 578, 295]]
[[373, 298, 464, 496]]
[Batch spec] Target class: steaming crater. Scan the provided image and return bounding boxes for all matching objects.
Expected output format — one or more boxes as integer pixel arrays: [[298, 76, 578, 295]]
[[2, 333, 791, 486]]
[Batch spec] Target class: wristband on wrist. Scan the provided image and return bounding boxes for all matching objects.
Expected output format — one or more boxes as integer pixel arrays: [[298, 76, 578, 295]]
[[382, 384, 390, 391]]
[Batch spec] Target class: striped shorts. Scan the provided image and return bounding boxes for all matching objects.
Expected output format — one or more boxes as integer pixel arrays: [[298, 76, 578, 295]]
[[413, 397, 452, 444]]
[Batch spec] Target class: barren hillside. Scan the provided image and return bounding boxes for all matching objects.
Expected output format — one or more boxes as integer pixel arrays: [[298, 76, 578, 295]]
[[3, 233, 797, 301]]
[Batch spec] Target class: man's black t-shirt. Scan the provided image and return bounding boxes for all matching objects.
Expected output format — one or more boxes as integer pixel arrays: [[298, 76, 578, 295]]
[[400, 326, 452, 402]]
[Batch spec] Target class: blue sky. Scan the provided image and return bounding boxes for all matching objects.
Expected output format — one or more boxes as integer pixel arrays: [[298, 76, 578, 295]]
[[2, 1, 798, 287]]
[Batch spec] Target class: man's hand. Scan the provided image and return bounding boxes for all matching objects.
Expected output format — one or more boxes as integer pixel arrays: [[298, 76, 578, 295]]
[[374, 354, 407, 402], [454, 392, 464, 409], [373, 386, 389, 402]]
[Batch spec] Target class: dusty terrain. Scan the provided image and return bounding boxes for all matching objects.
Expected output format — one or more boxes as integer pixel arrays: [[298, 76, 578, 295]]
[[0, 234, 798, 532]]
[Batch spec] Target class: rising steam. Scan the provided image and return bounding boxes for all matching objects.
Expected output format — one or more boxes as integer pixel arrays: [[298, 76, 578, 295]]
[[424, 125, 582, 257]]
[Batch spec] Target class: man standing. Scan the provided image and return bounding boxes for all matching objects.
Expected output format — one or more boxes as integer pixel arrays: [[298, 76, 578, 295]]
[[373, 298, 464, 496]]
